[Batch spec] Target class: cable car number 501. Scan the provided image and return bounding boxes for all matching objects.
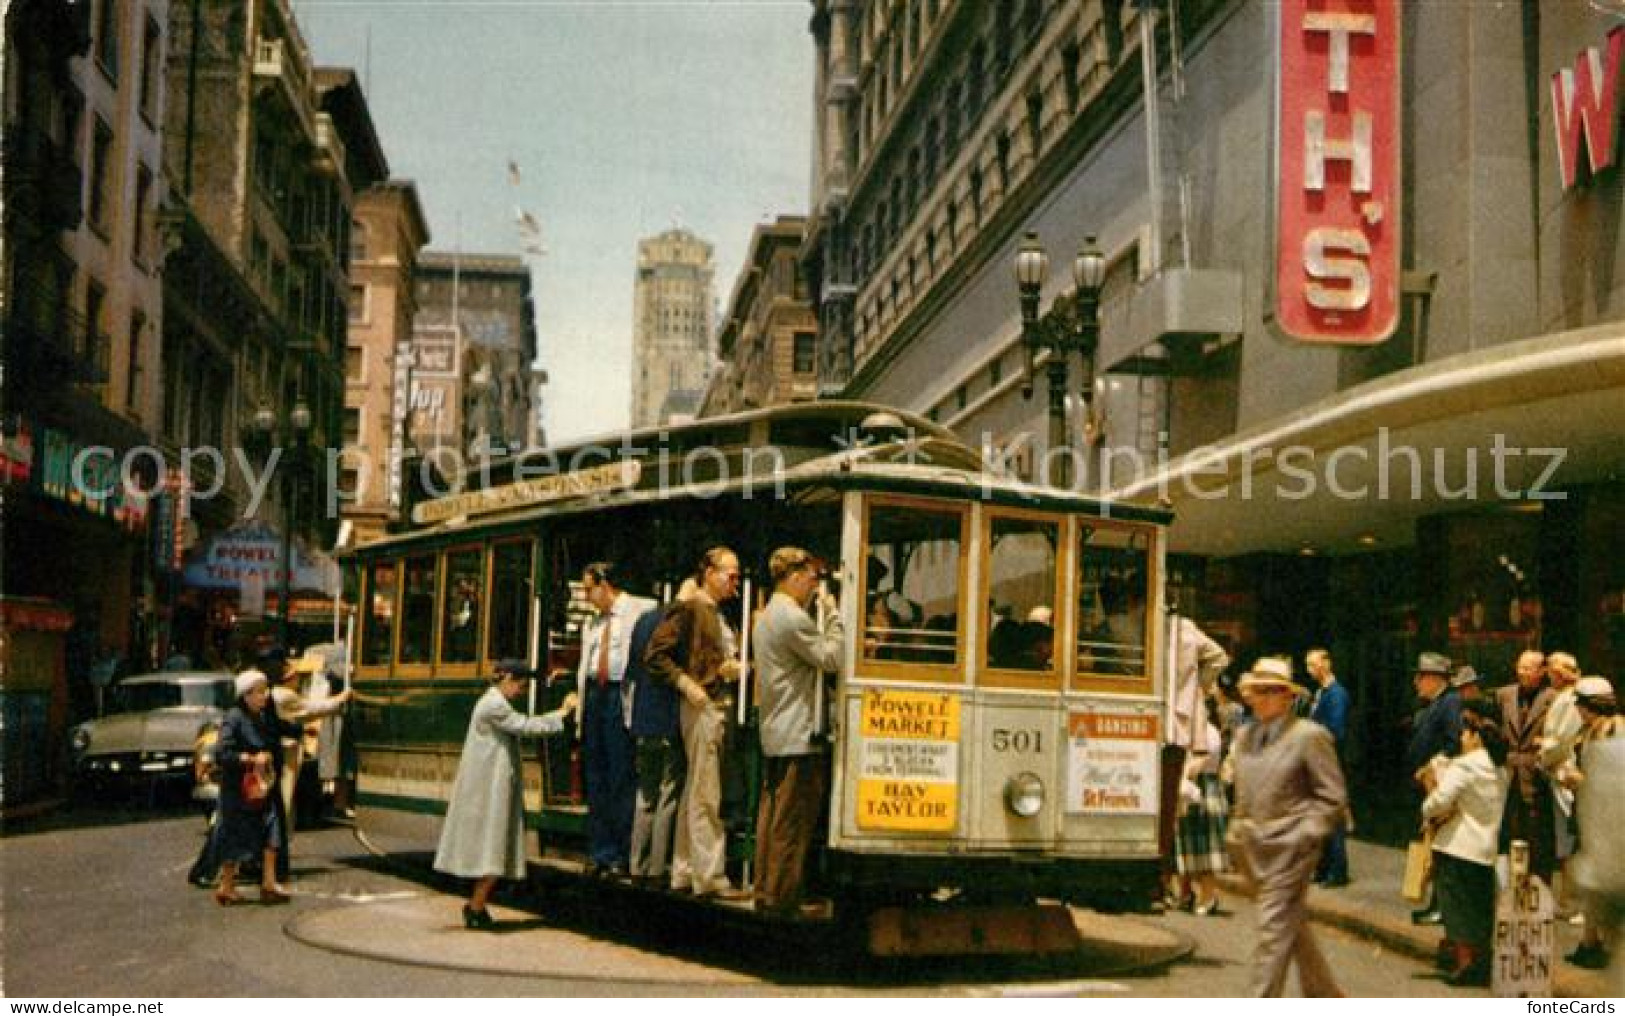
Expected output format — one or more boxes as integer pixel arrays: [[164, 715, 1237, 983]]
[[991, 728, 1042, 753]]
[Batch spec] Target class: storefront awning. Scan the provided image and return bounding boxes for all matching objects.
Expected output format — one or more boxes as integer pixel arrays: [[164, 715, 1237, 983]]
[[1109, 324, 1625, 557]]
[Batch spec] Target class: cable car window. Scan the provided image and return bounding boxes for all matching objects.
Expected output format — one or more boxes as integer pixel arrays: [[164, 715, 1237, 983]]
[[1076, 524, 1153, 680], [861, 499, 963, 667], [398, 555, 438, 665], [439, 548, 484, 665], [986, 515, 1059, 672], [361, 561, 398, 667], [486, 540, 533, 665]]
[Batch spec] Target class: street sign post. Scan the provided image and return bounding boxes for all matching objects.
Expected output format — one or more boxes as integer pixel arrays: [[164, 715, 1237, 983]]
[[1493, 840, 1554, 997]]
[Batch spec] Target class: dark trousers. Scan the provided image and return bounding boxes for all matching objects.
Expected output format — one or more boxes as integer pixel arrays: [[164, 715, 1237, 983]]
[[1158, 745, 1188, 886], [583, 680, 636, 867], [753, 753, 828, 912], [630, 735, 685, 880], [1502, 773, 1557, 881], [1434, 851, 1495, 951], [1315, 826, 1349, 882]]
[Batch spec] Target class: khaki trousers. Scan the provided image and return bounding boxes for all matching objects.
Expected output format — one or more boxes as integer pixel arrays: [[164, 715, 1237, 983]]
[[670, 699, 726, 891]]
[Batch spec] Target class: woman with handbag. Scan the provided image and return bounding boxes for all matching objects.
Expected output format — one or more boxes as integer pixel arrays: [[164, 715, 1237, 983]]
[[1419, 698, 1509, 986], [211, 669, 303, 906]]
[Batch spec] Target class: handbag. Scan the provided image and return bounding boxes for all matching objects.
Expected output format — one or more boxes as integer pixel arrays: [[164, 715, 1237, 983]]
[[1402, 824, 1436, 902], [240, 759, 274, 811]]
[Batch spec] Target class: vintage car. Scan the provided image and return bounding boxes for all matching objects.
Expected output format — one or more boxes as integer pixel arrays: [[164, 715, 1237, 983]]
[[69, 671, 235, 798]]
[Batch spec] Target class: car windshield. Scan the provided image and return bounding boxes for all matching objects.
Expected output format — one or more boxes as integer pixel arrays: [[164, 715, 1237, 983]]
[[112, 681, 231, 713]]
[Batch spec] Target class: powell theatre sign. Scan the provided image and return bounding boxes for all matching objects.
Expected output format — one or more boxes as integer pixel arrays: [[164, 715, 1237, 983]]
[[1274, 0, 1401, 346]]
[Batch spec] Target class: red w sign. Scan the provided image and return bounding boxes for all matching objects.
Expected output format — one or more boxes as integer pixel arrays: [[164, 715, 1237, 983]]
[[1274, 0, 1401, 346], [1553, 27, 1625, 190]]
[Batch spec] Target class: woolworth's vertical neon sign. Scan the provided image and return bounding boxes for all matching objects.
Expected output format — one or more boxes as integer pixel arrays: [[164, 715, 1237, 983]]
[[1274, 0, 1401, 345]]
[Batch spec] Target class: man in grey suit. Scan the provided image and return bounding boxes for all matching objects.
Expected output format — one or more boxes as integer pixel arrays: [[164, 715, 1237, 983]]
[[1226, 656, 1349, 997], [752, 546, 844, 915]]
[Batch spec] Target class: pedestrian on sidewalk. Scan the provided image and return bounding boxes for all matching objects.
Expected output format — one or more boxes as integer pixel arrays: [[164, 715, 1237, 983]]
[[1157, 596, 1230, 907], [1407, 651, 1461, 925], [1418, 699, 1508, 987], [1498, 650, 1557, 884], [1226, 657, 1348, 997], [211, 669, 304, 906], [1171, 686, 1232, 915], [1306, 648, 1351, 887], [433, 660, 576, 930], [1555, 676, 1623, 970]]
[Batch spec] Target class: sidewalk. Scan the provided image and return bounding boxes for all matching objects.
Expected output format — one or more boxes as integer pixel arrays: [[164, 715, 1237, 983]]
[[1217, 838, 1613, 997]]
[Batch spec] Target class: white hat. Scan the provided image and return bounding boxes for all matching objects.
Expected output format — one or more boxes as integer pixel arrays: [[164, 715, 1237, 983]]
[[1239, 657, 1303, 695], [234, 669, 269, 699], [1576, 676, 1615, 700]]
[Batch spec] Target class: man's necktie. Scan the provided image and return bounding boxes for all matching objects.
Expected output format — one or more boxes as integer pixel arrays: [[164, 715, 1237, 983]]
[[595, 620, 611, 689]]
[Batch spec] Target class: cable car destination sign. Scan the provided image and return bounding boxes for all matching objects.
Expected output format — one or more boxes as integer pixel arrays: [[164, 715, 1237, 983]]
[[412, 460, 642, 525], [1274, 0, 1400, 345], [855, 689, 960, 833]]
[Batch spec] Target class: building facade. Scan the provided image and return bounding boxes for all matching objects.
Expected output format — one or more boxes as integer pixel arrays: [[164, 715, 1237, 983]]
[[2, 0, 171, 798], [343, 180, 429, 545], [159, 0, 385, 660], [803, 0, 1625, 838], [700, 215, 818, 417], [630, 227, 715, 427], [410, 252, 540, 476]]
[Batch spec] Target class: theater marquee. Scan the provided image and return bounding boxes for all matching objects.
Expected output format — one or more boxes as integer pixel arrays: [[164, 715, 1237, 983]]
[[1274, 0, 1401, 345]]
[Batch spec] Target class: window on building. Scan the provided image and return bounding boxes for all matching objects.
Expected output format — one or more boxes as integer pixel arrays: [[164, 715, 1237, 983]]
[[348, 284, 367, 323], [350, 221, 368, 263], [125, 311, 145, 415], [345, 344, 363, 381], [1062, 43, 1082, 114], [95, 0, 119, 80], [88, 118, 113, 235], [966, 43, 985, 119], [138, 15, 161, 123], [84, 280, 108, 375], [945, 201, 958, 249], [926, 228, 936, 269], [1026, 92, 1043, 162], [955, 384, 967, 411], [1102, 0, 1126, 63], [990, 352, 1003, 386], [132, 163, 152, 266], [343, 406, 361, 444], [793, 331, 816, 374], [969, 167, 984, 224], [996, 130, 1011, 192]]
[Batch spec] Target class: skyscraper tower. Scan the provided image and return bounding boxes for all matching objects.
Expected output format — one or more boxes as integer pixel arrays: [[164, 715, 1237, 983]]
[[630, 228, 715, 427]]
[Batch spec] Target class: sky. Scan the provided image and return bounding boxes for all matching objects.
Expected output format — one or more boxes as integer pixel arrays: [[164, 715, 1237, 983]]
[[294, 0, 816, 445]]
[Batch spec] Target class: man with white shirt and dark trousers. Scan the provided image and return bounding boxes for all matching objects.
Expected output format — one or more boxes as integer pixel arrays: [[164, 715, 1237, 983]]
[[576, 562, 656, 876], [751, 547, 844, 916]]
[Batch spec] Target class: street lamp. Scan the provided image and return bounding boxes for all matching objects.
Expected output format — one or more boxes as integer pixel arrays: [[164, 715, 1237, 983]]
[[250, 398, 312, 647], [1015, 231, 1106, 489]]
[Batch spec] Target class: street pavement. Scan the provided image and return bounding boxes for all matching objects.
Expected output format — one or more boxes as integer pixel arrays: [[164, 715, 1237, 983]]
[[0, 800, 1584, 997]]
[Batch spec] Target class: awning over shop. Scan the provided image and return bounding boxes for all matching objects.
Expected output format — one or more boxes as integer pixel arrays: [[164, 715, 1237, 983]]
[[1109, 324, 1625, 557], [183, 521, 340, 597]]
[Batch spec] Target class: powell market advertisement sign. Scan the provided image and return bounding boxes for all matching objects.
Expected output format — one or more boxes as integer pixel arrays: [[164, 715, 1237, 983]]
[[1274, 0, 1401, 345], [854, 688, 960, 833]]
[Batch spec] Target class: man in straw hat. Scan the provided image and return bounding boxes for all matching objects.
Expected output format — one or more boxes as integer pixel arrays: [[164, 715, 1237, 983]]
[[1225, 656, 1348, 997]]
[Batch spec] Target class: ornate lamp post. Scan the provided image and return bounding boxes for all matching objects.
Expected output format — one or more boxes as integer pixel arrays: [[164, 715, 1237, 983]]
[[250, 399, 312, 647], [1015, 231, 1106, 489]]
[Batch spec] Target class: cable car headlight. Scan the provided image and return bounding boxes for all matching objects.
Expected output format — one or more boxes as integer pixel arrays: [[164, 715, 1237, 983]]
[[1004, 772, 1045, 818]]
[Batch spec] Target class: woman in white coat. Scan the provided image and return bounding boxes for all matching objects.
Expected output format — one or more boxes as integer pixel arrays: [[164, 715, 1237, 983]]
[[434, 660, 575, 929], [1420, 699, 1509, 986]]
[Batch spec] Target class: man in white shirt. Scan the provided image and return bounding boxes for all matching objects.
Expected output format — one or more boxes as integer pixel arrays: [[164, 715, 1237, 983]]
[[576, 562, 656, 875]]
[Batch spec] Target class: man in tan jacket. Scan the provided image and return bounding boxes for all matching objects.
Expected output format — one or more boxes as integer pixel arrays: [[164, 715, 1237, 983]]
[[1226, 657, 1348, 997]]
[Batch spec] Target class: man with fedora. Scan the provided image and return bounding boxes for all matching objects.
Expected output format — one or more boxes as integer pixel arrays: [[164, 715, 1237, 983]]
[[1226, 656, 1348, 997], [1406, 651, 1462, 924], [1451, 665, 1484, 704]]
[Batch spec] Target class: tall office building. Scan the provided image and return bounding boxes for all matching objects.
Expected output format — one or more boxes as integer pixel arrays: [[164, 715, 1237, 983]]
[[630, 228, 715, 427]]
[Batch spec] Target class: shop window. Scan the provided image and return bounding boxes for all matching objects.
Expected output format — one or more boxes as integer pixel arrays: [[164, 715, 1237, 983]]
[[985, 514, 1060, 673], [861, 498, 964, 671], [361, 561, 399, 666], [1076, 523, 1155, 685], [439, 548, 484, 665], [486, 540, 534, 665], [397, 555, 438, 665]]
